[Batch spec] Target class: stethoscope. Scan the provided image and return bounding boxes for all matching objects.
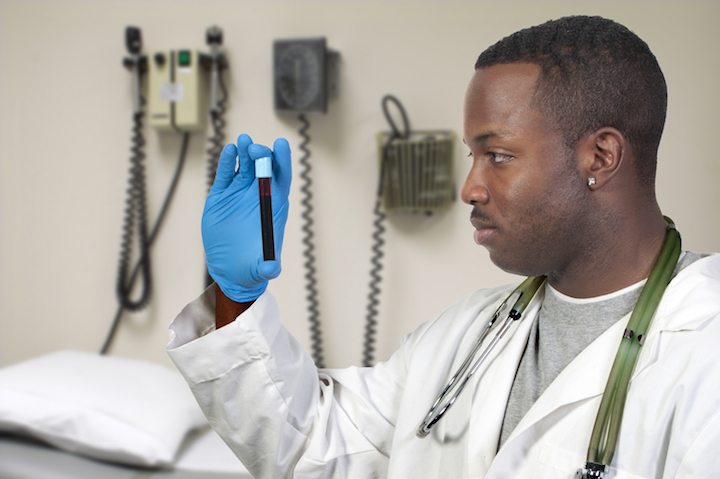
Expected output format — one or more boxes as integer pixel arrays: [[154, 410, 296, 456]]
[[417, 218, 682, 479]]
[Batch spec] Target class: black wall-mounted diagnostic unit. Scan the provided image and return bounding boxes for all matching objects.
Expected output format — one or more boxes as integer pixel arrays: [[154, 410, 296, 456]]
[[273, 37, 339, 113], [271, 36, 339, 368]]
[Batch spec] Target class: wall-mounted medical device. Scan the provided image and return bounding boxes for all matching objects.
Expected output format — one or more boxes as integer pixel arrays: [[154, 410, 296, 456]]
[[362, 95, 456, 367], [271, 36, 340, 369], [103, 26, 228, 356], [148, 49, 207, 131], [377, 130, 455, 214], [377, 96, 454, 215], [122, 27, 147, 115], [273, 37, 339, 114]]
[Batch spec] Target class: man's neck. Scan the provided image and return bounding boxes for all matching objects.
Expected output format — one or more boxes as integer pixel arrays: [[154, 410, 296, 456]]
[[547, 212, 668, 298]]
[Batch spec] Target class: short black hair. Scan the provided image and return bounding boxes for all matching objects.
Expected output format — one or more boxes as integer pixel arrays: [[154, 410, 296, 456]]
[[476, 16, 667, 188]]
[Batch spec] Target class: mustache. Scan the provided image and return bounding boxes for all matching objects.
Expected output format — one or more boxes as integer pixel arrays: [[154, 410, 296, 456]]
[[470, 208, 492, 224]]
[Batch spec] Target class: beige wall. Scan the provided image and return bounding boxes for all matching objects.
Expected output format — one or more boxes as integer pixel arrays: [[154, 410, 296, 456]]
[[1, 0, 718, 369]]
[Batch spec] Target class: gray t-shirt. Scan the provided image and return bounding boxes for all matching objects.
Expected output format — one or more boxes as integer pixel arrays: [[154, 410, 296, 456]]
[[498, 251, 706, 448]]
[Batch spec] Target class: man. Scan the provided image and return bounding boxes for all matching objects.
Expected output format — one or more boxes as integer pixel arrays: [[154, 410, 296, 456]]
[[168, 16, 720, 478]]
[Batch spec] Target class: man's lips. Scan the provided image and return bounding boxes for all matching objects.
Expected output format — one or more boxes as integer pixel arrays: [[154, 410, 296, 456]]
[[473, 226, 497, 245], [470, 214, 497, 246]]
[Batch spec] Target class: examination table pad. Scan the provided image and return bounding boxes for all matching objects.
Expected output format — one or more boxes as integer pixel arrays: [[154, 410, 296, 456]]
[[0, 351, 253, 478], [0, 426, 253, 478]]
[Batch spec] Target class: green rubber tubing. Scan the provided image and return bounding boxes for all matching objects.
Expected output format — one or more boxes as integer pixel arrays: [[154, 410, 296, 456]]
[[587, 217, 681, 466]]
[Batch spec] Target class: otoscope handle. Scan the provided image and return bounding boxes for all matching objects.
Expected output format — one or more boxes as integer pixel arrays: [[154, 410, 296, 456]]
[[123, 26, 146, 115]]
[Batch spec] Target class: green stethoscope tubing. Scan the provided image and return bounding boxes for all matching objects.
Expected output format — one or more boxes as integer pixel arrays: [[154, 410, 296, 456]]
[[587, 216, 681, 467]]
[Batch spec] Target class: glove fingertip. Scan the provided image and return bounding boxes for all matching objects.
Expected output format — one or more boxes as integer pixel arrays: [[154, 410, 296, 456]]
[[248, 143, 274, 159], [237, 134, 253, 149], [211, 143, 239, 190], [258, 260, 282, 280], [272, 139, 292, 190], [273, 137, 289, 150]]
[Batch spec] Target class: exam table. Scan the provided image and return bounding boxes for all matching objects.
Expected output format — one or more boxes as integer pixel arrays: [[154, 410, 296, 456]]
[[0, 350, 253, 479]]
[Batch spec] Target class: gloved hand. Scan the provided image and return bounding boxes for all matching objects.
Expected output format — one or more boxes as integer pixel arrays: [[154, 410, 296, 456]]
[[202, 134, 292, 303]]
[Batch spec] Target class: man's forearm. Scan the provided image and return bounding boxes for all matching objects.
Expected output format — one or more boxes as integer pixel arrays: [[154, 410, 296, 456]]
[[215, 284, 255, 329]]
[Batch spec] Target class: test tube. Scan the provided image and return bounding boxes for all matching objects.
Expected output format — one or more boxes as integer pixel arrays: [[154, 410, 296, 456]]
[[255, 156, 275, 261]]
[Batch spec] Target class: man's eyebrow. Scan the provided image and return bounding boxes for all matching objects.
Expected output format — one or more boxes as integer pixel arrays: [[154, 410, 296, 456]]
[[463, 130, 507, 145]]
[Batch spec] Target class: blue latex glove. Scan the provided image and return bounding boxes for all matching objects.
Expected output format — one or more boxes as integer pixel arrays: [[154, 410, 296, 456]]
[[202, 134, 292, 302]]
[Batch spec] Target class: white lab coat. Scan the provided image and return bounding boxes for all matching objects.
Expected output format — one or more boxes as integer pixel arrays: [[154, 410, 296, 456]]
[[167, 254, 720, 479]]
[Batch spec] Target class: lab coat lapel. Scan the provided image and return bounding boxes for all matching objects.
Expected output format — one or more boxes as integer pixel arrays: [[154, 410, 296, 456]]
[[512, 313, 628, 437], [422, 288, 516, 479], [486, 311, 629, 477], [464, 290, 545, 478]]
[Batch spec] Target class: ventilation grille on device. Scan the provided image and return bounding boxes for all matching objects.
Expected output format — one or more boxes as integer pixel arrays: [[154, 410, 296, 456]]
[[377, 130, 454, 214]]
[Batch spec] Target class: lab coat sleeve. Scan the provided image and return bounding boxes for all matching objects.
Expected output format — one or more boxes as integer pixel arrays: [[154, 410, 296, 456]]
[[167, 286, 412, 479]]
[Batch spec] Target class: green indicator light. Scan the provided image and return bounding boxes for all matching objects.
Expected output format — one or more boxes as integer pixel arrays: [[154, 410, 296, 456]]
[[178, 50, 191, 66]]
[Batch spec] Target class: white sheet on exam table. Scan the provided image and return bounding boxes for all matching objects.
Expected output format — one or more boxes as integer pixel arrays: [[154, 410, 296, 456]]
[[0, 426, 253, 479]]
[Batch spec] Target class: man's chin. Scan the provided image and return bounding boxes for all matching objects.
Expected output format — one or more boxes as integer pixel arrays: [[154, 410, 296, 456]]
[[488, 251, 546, 278]]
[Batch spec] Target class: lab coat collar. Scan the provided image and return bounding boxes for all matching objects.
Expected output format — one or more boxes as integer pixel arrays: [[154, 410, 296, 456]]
[[650, 253, 720, 333]]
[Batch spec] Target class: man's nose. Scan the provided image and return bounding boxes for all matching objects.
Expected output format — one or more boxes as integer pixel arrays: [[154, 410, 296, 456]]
[[461, 165, 490, 205]]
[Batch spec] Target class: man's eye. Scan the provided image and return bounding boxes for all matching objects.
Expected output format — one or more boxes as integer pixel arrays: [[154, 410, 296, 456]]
[[489, 152, 513, 163]]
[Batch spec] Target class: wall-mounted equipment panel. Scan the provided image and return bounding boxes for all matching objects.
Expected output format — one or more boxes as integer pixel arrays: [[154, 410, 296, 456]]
[[148, 50, 207, 131], [273, 38, 339, 114]]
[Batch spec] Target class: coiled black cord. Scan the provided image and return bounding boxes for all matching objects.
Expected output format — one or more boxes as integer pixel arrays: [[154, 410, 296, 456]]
[[205, 68, 228, 287], [205, 69, 228, 193], [101, 124, 190, 355], [298, 114, 324, 368], [362, 95, 410, 366], [116, 109, 152, 312], [362, 196, 385, 367]]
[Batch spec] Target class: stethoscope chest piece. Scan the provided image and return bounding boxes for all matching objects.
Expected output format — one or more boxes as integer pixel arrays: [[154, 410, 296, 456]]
[[576, 461, 608, 478]]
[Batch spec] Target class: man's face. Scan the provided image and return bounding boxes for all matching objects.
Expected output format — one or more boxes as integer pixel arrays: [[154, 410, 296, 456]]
[[461, 63, 592, 277]]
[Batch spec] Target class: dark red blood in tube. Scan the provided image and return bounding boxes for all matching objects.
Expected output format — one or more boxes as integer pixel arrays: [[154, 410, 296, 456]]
[[258, 178, 275, 261]]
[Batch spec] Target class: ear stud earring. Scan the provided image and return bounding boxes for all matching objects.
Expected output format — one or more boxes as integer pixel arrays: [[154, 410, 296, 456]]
[[588, 178, 596, 186]]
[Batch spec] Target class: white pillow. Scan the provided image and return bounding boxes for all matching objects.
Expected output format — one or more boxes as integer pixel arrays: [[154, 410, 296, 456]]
[[0, 350, 207, 467]]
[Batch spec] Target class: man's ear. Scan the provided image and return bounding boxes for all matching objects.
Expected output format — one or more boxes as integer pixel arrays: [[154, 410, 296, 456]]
[[577, 127, 626, 190]]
